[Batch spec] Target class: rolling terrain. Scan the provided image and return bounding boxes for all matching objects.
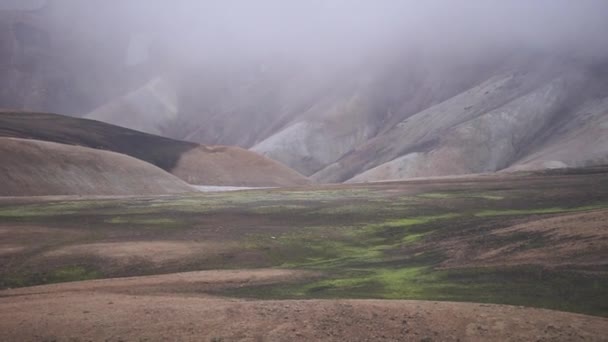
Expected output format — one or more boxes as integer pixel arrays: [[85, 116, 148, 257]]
[[2, 2, 607, 341], [0, 167, 606, 340], [0, 111, 310, 187], [1, 271, 606, 341], [0, 137, 193, 196]]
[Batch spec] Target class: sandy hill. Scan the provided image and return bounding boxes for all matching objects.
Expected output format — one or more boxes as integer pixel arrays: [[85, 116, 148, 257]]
[[0, 111, 311, 187], [0, 137, 194, 196]]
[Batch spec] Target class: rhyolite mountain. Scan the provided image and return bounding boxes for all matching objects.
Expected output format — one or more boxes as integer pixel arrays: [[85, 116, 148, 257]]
[[2, 1, 607, 183], [55, 54, 608, 183]]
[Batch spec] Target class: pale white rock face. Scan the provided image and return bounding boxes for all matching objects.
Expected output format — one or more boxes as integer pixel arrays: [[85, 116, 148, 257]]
[[252, 122, 321, 175], [314, 64, 563, 183], [507, 96, 608, 171], [347, 153, 421, 183], [542, 161, 569, 169], [86, 77, 178, 135], [252, 94, 380, 175], [425, 73, 579, 171], [340, 67, 605, 183], [516, 160, 570, 170], [252, 120, 377, 176]]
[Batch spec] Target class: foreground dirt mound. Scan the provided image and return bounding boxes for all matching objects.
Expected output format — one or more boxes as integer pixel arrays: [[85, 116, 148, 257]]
[[0, 111, 311, 186], [0, 137, 194, 196], [0, 269, 606, 341]]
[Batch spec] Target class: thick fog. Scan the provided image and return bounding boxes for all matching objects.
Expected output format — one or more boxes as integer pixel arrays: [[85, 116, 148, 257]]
[[58, 0, 608, 65], [2, 0, 608, 116]]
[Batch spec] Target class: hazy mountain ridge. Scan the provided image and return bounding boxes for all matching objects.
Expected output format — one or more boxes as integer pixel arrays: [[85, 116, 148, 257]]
[[328, 58, 608, 182], [2, 1, 608, 183], [177, 55, 608, 183]]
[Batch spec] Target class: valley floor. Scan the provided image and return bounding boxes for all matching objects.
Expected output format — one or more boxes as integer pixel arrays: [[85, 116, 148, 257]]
[[0, 168, 607, 340]]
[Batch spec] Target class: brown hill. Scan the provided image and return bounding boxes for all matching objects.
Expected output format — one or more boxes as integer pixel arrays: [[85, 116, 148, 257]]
[[0, 111, 310, 186], [0, 137, 194, 196]]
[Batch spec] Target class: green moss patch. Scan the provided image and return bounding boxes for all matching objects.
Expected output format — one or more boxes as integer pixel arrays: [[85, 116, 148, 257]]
[[475, 203, 608, 217], [221, 265, 608, 316], [1, 266, 102, 288], [379, 213, 461, 228], [48, 266, 101, 283], [105, 217, 180, 226], [418, 192, 504, 200]]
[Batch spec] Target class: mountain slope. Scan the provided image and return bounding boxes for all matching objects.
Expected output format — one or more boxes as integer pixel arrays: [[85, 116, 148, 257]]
[[314, 60, 608, 183], [2, 2, 608, 183], [247, 54, 503, 177], [85, 77, 178, 136], [0, 111, 311, 186], [507, 96, 608, 171], [83, 54, 608, 184], [0, 137, 194, 196]]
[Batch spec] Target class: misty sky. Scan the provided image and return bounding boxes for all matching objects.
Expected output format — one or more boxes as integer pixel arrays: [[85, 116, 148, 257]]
[[112, 0, 608, 64], [3, 0, 608, 117], [34, 0, 608, 69]]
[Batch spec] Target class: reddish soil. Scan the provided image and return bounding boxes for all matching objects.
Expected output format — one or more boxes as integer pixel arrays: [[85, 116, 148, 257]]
[[0, 269, 606, 342], [172, 145, 312, 187]]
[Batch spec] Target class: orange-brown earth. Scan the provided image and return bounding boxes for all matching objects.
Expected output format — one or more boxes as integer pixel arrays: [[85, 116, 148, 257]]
[[0, 269, 606, 342]]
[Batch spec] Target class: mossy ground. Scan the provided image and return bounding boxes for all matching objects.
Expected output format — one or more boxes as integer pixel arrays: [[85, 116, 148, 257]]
[[2, 266, 101, 288], [1, 170, 607, 315]]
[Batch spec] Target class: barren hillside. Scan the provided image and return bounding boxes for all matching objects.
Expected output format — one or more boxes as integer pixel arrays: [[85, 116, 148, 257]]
[[0, 111, 311, 186], [0, 137, 194, 196]]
